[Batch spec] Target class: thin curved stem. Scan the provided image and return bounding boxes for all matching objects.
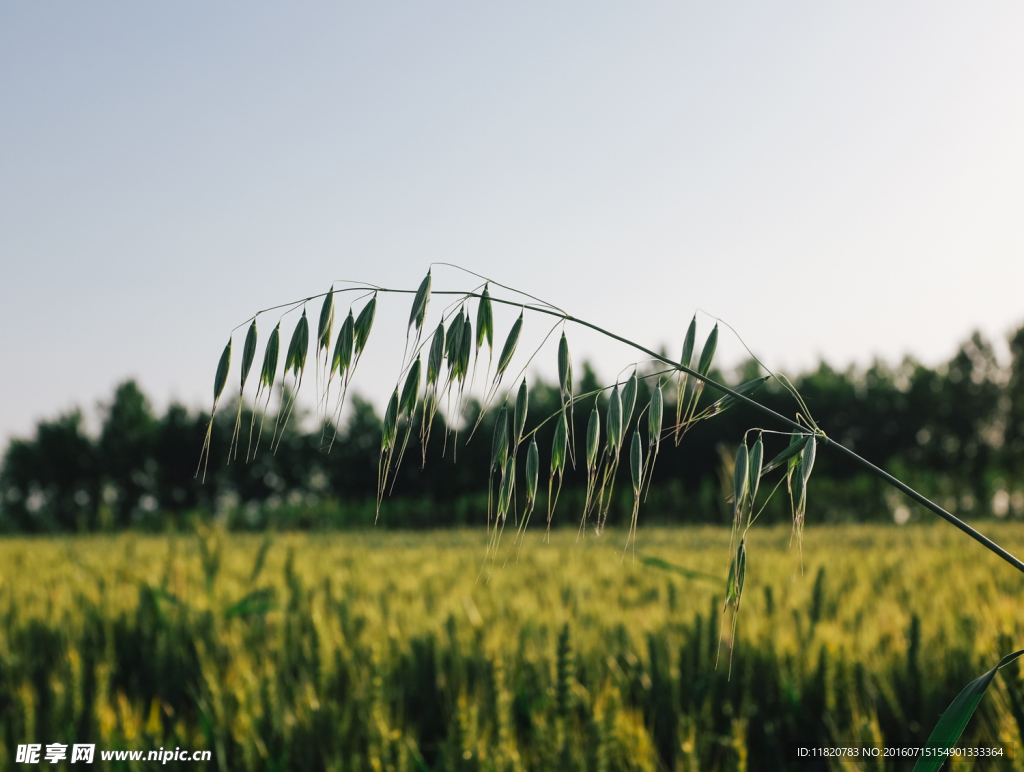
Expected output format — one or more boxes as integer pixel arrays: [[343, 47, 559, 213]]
[[821, 437, 1024, 574]]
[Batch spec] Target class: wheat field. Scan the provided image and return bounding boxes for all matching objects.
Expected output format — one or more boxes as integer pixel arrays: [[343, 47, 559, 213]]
[[2, 523, 1024, 770]]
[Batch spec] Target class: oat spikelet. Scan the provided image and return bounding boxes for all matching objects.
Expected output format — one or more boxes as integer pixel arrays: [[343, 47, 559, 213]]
[[558, 332, 575, 466], [546, 408, 568, 540], [508, 437, 540, 564], [675, 322, 719, 442], [642, 383, 663, 500], [622, 430, 643, 562], [489, 310, 523, 401], [197, 336, 231, 482], [581, 405, 601, 536], [674, 315, 696, 445], [387, 355, 423, 491], [406, 270, 431, 358], [249, 322, 280, 459], [475, 283, 494, 376], [229, 320, 258, 462], [273, 310, 310, 453], [376, 389, 400, 519], [420, 320, 445, 465], [513, 379, 529, 449]]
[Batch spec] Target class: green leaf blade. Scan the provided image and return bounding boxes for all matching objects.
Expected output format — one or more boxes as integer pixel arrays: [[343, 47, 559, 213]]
[[913, 650, 1024, 772]]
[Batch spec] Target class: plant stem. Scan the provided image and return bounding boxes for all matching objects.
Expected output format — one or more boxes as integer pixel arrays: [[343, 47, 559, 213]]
[[821, 438, 1024, 573]]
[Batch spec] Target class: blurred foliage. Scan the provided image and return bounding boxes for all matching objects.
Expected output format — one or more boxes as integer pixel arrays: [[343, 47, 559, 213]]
[[3, 325, 1024, 533], [2, 526, 1024, 770]]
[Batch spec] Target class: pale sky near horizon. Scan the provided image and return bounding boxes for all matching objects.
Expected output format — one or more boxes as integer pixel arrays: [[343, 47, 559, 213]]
[[2, 3, 1023, 443]]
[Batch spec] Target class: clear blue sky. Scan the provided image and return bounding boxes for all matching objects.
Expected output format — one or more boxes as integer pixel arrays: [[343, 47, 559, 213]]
[[2, 3, 1023, 442]]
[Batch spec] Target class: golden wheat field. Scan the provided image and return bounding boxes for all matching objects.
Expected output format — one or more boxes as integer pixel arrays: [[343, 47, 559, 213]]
[[2, 523, 1024, 771]]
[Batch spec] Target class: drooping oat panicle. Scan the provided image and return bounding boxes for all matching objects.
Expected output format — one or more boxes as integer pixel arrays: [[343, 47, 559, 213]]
[[641, 383, 665, 500], [382, 390, 399, 453], [332, 311, 355, 378], [513, 379, 528, 448], [579, 405, 601, 533], [284, 310, 310, 378], [273, 310, 310, 452], [547, 408, 568, 537], [420, 321, 446, 465], [419, 390, 439, 466], [408, 270, 431, 336], [213, 337, 232, 407], [736, 539, 746, 606], [458, 311, 472, 380], [353, 295, 377, 356], [491, 406, 510, 475], [801, 436, 816, 486], [427, 320, 445, 387], [525, 437, 539, 510], [748, 434, 764, 507], [786, 435, 814, 555], [596, 386, 624, 533], [629, 430, 642, 496], [475, 283, 494, 361], [491, 310, 523, 394], [648, 385, 663, 453], [681, 315, 696, 370], [552, 410, 568, 478], [197, 336, 232, 481], [719, 537, 747, 675], [445, 311, 465, 377], [622, 429, 644, 561], [315, 293, 334, 425], [621, 370, 638, 430], [726, 539, 747, 615], [697, 323, 719, 377], [791, 467, 806, 515], [387, 356, 424, 492], [508, 435, 542, 563], [240, 321, 258, 390], [497, 462, 515, 523], [674, 315, 697, 444], [400, 356, 422, 418], [257, 323, 278, 392], [249, 322, 281, 459], [558, 332, 576, 466], [675, 323, 721, 442], [607, 385, 623, 457], [323, 309, 357, 454], [586, 407, 600, 472], [733, 441, 749, 525], [376, 389, 401, 518], [446, 309, 473, 451], [317, 288, 335, 354], [558, 332, 572, 401], [229, 320, 259, 462], [485, 402, 508, 534], [793, 437, 816, 529]]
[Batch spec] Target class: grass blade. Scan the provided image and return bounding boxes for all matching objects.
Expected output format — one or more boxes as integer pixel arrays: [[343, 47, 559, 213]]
[[912, 650, 1024, 772]]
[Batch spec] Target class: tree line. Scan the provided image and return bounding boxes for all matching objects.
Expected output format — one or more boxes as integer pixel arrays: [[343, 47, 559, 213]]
[[3, 325, 1024, 533]]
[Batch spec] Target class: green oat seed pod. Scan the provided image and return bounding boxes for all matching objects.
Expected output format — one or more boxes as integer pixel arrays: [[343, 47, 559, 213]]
[[354, 295, 377, 356]]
